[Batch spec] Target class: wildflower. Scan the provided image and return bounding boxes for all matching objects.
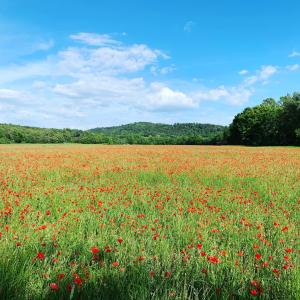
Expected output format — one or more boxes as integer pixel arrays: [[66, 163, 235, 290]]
[[250, 289, 258, 296], [207, 255, 220, 264], [37, 252, 45, 260], [283, 264, 289, 270], [262, 261, 269, 267], [149, 271, 155, 278], [91, 246, 100, 254], [73, 274, 83, 285], [255, 253, 261, 260], [49, 282, 59, 291], [112, 261, 119, 267], [165, 271, 171, 278], [58, 273, 65, 281]]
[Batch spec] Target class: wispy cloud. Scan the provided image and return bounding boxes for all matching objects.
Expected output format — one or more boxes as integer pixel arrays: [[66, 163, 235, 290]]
[[289, 50, 300, 58], [184, 21, 195, 33], [243, 65, 278, 86], [238, 70, 249, 75], [286, 64, 299, 71], [70, 32, 120, 46]]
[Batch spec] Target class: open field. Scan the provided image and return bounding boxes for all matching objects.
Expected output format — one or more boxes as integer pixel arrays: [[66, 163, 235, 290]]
[[0, 145, 299, 299]]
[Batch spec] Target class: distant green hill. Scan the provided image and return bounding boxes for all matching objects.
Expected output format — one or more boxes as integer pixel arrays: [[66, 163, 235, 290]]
[[0, 122, 226, 144], [90, 122, 225, 137]]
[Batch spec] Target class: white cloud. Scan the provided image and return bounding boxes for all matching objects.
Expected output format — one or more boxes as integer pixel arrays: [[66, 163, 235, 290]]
[[238, 70, 248, 75], [243, 65, 278, 86], [160, 65, 176, 75], [286, 64, 299, 71], [70, 32, 120, 46], [184, 21, 195, 33], [57, 44, 165, 76], [0, 88, 25, 100], [150, 65, 176, 75], [146, 83, 196, 111], [1, 32, 295, 128], [193, 86, 252, 105], [289, 50, 300, 58], [259, 65, 278, 80]]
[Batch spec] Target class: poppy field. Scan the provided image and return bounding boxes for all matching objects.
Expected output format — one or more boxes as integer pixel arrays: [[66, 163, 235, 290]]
[[0, 145, 299, 299]]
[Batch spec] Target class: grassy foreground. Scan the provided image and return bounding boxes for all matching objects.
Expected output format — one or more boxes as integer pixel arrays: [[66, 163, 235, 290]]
[[0, 145, 299, 299]]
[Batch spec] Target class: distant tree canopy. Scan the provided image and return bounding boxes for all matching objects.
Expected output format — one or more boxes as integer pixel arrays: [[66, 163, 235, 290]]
[[0, 123, 225, 145], [227, 92, 300, 146]]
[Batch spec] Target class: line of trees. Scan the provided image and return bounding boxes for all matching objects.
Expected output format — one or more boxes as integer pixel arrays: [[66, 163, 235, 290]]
[[0, 123, 224, 145], [227, 92, 300, 146]]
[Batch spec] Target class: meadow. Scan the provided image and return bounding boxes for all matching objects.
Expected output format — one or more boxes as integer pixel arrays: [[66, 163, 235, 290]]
[[0, 145, 299, 299]]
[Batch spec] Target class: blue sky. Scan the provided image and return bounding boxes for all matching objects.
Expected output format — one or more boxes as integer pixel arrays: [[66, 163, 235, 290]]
[[0, 0, 300, 129]]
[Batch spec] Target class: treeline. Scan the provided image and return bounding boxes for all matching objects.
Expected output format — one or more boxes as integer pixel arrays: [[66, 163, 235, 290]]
[[0, 125, 107, 144], [0, 123, 224, 145], [227, 92, 300, 146]]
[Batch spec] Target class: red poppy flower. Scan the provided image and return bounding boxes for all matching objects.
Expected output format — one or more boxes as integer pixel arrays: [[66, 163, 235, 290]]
[[37, 252, 45, 260], [91, 246, 100, 254], [49, 282, 59, 291], [73, 274, 83, 285], [149, 271, 155, 278], [58, 273, 65, 281], [207, 255, 220, 264], [250, 289, 258, 296], [255, 253, 261, 260], [112, 261, 119, 267]]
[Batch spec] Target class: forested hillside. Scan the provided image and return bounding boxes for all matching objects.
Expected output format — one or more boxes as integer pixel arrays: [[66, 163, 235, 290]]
[[90, 122, 225, 144], [91, 122, 224, 136], [0, 122, 225, 145]]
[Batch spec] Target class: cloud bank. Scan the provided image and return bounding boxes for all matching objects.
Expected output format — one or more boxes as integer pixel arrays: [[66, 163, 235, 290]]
[[0, 32, 295, 128]]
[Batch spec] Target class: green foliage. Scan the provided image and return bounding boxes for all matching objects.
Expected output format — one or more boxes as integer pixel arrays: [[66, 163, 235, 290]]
[[0, 124, 106, 144], [0, 123, 226, 145], [227, 93, 300, 146]]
